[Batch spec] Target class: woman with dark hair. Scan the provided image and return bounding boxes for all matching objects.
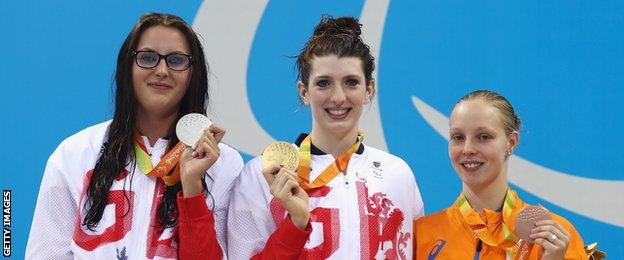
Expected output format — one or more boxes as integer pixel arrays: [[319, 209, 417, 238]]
[[414, 90, 586, 259], [227, 15, 424, 259], [26, 13, 241, 259]]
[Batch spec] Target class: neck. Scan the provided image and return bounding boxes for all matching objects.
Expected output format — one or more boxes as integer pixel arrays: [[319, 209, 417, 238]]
[[136, 107, 179, 146], [462, 172, 509, 213], [310, 127, 359, 158]]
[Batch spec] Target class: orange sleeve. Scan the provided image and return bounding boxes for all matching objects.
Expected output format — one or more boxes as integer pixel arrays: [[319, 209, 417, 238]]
[[554, 215, 587, 260], [526, 214, 587, 260]]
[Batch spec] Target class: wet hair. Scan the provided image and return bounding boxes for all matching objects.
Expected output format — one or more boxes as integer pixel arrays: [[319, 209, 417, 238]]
[[83, 12, 210, 230], [455, 89, 522, 135], [296, 15, 375, 87]]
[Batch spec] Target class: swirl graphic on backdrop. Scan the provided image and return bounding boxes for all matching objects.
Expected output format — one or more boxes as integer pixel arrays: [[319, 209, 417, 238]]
[[193, 0, 624, 228]]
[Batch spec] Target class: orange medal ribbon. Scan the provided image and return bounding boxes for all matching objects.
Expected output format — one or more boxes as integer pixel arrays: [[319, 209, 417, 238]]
[[134, 132, 185, 186], [297, 132, 363, 191]]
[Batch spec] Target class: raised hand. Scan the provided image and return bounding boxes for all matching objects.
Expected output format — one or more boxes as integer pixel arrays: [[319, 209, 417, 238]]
[[179, 124, 226, 197], [262, 165, 309, 229], [530, 219, 570, 260]]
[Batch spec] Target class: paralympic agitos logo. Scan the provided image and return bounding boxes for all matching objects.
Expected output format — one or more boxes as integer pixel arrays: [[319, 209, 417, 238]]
[[191, 0, 624, 230]]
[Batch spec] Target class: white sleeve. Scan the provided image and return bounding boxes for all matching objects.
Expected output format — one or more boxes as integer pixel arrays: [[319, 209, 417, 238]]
[[413, 179, 425, 220], [208, 144, 245, 259], [226, 157, 277, 259], [408, 163, 425, 220], [26, 150, 77, 260]]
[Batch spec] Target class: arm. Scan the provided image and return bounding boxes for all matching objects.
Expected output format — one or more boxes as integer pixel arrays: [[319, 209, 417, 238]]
[[228, 160, 311, 259], [177, 192, 223, 260], [250, 216, 311, 260], [178, 125, 226, 259], [26, 151, 76, 260]]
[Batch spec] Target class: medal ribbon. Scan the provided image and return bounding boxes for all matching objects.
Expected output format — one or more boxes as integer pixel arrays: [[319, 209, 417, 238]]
[[297, 132, 363, 191], [134, 131, 185, 186], [456, 189, 521, 257]]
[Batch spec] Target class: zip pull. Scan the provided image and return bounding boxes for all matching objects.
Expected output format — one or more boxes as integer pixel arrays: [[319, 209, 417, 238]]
[[474, 239, 482, 260]]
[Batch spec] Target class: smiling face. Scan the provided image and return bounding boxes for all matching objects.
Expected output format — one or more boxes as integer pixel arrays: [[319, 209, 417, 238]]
[[298, 55, 375, 139], [132, 25, 191, 118], [448, 99, 518, 192]]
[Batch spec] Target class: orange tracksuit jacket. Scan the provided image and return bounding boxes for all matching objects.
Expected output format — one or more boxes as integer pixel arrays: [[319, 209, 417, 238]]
[[413, 194, 587, 260]]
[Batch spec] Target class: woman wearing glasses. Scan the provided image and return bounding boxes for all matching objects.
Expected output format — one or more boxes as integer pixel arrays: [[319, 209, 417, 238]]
[[26, 13, 241, 259], [227, 16, 424, 259]]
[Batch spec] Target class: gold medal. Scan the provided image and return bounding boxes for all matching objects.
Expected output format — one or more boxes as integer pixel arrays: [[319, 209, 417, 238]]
[[262, 142, 299, 172]]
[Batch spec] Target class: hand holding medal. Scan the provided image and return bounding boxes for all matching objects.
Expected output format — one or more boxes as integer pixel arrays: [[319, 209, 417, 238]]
[[261, 142, 309, 229], [514, 205, 552, 244], [177, 113, 224, 197], [261, 141, 300, 187], [261, 142, 299, 179], [514, 205, 570, 259]]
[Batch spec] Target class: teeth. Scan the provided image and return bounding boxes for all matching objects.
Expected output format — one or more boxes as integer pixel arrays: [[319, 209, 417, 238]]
[[327, 109, 349, 116], [463, 162, 481, 169]]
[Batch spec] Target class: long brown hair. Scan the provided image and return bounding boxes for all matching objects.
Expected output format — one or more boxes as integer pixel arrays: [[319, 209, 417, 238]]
[[83, 13, 210, 230]]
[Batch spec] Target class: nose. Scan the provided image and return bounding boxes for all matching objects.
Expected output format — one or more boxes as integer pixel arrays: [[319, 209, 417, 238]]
[[154, 58, 169, 77], [462, 139, 477, 156], [330, 86, 346, 105]]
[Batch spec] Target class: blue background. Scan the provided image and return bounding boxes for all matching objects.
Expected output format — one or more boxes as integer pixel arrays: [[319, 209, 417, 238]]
[[2, 1, 622, 258]]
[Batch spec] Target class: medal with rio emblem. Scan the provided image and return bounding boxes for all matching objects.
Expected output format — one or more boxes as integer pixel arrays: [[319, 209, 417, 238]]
[[261, 142, 299, 172]]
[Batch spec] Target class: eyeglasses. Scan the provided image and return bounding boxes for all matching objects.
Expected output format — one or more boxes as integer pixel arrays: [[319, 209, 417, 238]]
[[132, 51, 193, 71]]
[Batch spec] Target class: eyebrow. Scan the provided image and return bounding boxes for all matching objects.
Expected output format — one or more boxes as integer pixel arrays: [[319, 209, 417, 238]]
[[135, 48, 190, 55], [312, 75, 331, 80], [312, 74, 362, 80], [449, 126, 496, 132], [475, 126, 496, 132]]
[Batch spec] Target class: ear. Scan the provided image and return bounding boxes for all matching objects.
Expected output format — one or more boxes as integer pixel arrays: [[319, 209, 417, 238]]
[[364, 78, 376, 105], [297, 81, 309, 105], [506, 131, 519, 156]]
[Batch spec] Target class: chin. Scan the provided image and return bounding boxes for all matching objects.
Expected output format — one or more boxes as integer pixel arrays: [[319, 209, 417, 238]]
[[328, 123, 357, 135]]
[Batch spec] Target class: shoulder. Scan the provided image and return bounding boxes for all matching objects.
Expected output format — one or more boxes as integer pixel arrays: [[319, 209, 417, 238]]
[[237, 155, 269, 188], [232, 155, 270, 197], [48, 120, 111, 166], [216, 142, 244, 167], [415, 209, 450, 228], [42, 121, 111, 188], [241, 156, 262, 177], [549, 212, 585, 245], [361, 144, 415, 180], [414, 208, 461, 252], [54, 121, 111, 153], [206, 142, 244, 185], [362, 145, 411, 168], [549, 212, 577, 231]]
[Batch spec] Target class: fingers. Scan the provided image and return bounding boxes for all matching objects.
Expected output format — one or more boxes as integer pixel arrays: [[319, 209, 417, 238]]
[[269, 168, 299, 197], [262, 164, 281, 186], [209, 124, 226, 143], [531, 220, 570, 255], [532, 220, 569, 243], [192, 128, 220, 159], [181, 145, 194, 160], [277, 178, 300, 198]]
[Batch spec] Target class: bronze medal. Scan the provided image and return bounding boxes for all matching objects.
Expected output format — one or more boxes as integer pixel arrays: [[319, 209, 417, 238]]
[[514, 205, 552, 243]]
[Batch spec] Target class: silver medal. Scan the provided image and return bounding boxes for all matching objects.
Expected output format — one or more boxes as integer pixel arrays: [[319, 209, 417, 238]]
[[176, 113, 213, 147]]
